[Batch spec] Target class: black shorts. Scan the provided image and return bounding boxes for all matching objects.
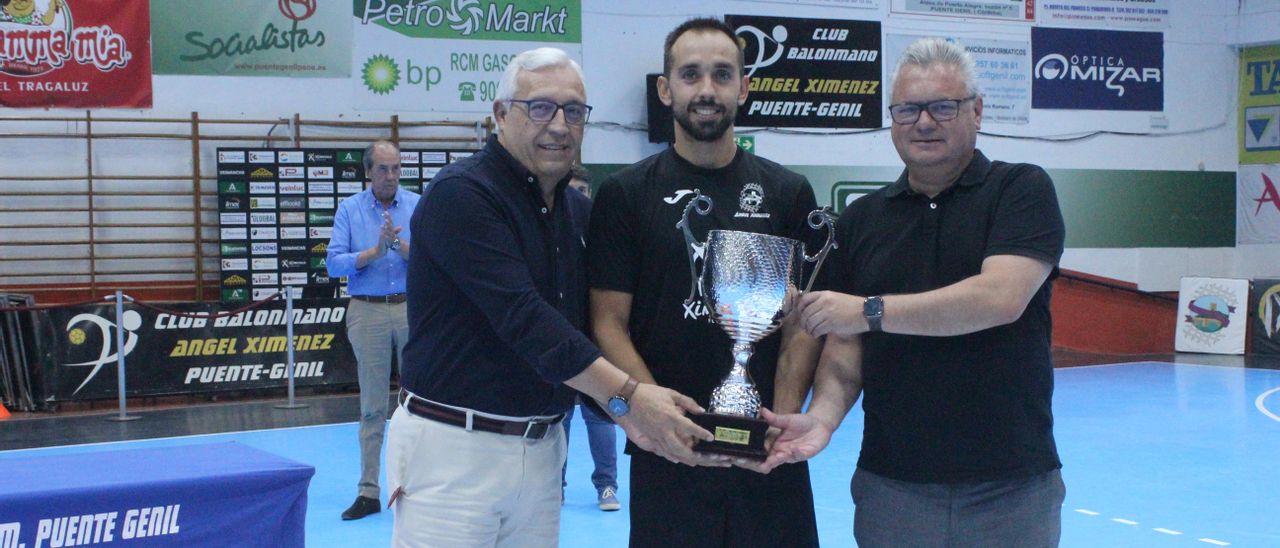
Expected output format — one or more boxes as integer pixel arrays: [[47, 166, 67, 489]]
[[628, 450, 819, 548]]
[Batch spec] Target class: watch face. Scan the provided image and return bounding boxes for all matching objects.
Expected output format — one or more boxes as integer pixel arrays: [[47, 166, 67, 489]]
[[607, 397, 629, 417]]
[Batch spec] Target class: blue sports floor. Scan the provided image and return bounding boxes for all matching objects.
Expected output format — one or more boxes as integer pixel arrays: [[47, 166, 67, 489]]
[[4, 361, 1278, 547]]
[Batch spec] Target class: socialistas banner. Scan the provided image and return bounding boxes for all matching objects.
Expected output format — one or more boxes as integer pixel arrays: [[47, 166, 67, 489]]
[[151, 0, 351, 77], [0, 0, 152, 108]]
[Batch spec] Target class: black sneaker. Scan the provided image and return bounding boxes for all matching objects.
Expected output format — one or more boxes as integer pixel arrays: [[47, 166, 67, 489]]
[[341, 496, 381, 520]]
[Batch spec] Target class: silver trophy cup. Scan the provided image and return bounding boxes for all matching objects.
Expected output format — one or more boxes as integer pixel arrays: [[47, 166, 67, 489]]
[[677, 190, 836, 459]]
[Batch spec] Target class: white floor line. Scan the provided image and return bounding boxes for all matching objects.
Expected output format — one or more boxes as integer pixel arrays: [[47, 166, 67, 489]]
[[1153, 528, 1183, 535], [1111, 518, 1139, 525], [1198, 538, 1230, 546], [1256, 386, 1280, 424], [1074, 508, 1100, 516]]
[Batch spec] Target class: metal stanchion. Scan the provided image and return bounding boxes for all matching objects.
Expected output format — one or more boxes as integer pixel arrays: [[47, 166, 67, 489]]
[[275, 287, 308, 410], [106, 290, 140, 422]]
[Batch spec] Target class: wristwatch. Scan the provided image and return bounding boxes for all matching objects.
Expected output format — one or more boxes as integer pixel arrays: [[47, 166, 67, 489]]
[[606, 377, 639, 418], [863, 296, 884, 332]]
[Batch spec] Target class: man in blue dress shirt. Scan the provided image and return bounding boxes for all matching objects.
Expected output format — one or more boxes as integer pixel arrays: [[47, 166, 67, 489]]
[[325, 139, 420, 521]]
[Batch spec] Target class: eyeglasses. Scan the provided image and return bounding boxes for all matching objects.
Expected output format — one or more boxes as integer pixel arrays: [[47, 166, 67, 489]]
[[887, 95, 977, 125], [507, 99, 593, 126]]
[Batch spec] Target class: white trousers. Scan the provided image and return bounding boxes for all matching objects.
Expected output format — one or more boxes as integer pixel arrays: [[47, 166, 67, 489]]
[[386, 403, 566, 547]]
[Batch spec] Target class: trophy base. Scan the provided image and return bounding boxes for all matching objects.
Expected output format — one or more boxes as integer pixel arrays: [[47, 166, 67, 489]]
[[691, 412, 769, 461]]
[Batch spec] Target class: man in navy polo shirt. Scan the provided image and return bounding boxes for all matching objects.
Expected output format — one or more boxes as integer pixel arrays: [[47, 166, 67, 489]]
[[762, 37, 1067, 547], [386, 47, 714, 546]]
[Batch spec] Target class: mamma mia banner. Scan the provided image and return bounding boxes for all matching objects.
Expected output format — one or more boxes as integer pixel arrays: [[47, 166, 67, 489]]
[[151, 0, 351, 77], [1031, 27, 1163, 111], [1236, 164, 1280, 244], [352, 0, 581, 113], [0, 0, 151, 108], [33, 299, 356, 401], [726, 14, 882, 129]]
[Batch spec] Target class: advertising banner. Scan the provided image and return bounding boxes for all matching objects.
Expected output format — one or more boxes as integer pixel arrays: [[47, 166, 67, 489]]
[[218, 148, 459, 301], [1240, 45, 1280, 165], [1251, 278, 1280, 356], [0, 0, 151, 108], [1038, 0, 1170, 30], [151, 0, 351, 77], [726, 14, 882, 129], [890, 0, 1034, 22], [886, 34, 1030, 125], [1031, 27, 1163, 111], [1, 443, 312, 548], [1236, 164, 1280, 244], [352, 0, 582, 113], [1175, 277, 1249, 355], [35, 299, 356, 401], [741, 0, 879, 7]]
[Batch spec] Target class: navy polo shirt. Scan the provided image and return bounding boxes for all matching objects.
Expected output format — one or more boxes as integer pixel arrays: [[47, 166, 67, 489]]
[[401, 135, 598, 416]]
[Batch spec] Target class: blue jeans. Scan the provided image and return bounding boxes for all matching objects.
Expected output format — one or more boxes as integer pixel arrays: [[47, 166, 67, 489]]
[[561, 398, 617, 491]]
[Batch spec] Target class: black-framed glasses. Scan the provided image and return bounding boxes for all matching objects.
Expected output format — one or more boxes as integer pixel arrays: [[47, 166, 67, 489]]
[[887, 95, 977, 124], [507, 99, 593, 125]]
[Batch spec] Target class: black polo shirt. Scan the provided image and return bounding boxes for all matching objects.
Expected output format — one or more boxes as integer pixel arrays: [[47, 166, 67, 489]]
[[401, 135, 598, 416], [830, 149, 1065, 483]]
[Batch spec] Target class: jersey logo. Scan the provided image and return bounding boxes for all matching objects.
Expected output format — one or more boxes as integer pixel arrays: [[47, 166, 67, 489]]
[[664, 189, 697, 204], [734, 183, 770, 219]]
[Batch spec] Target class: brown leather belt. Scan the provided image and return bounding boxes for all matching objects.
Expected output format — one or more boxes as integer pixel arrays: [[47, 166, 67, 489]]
[[350, 293, 406, 304], [398, 389, 562, 440]]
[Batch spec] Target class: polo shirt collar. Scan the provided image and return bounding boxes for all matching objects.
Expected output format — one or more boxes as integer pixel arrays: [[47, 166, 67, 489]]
[[485, 134, 572, 197], [885, 149, 991, 198]]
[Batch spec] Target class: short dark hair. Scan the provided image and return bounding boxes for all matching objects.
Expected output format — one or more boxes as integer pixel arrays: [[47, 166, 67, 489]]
[[663, 17, 744, 77], [569, 164, 590, 183]]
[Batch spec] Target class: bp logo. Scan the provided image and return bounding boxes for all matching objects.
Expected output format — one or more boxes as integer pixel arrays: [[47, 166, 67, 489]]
[[1182, 283, 1238, 345], [362, 54, 400, 94]]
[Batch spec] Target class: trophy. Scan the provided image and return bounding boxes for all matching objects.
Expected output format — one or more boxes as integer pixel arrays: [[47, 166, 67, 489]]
[[677, 190, 836, 460]]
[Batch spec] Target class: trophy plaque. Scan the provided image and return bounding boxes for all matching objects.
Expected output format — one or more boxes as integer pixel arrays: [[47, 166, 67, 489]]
[[677, 190, 835, 460]]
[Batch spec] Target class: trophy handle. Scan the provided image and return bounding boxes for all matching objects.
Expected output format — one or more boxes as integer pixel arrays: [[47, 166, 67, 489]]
[[801, 206, 838, 293], [677, 190, 713, 308]]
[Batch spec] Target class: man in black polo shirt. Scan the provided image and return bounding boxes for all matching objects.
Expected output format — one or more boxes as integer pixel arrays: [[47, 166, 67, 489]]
[[760, 38, 1067, 546], [386, 47, 714, 546], [588, 18, 821, 548]]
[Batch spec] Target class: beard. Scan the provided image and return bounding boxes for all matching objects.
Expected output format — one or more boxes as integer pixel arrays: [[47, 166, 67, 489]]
[[673, 100, 735, 142]]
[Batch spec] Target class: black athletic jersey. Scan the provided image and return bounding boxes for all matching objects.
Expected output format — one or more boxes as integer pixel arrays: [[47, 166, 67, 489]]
[[587, 147, 819, 415]]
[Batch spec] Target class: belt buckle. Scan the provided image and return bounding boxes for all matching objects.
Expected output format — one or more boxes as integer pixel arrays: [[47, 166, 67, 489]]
[[523, 421, 546, 440]]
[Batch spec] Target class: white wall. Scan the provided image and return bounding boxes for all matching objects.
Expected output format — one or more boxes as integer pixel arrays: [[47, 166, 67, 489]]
[[2, 0, 1276, 292]]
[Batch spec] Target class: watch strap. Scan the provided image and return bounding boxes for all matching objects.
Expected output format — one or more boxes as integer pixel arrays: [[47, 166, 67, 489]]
[[617, 377, 639, 401], [864, 295, 884, 332]]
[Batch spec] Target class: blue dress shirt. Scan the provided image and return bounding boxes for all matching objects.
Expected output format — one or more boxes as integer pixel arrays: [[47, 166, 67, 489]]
[[326, 187, 421, 296]]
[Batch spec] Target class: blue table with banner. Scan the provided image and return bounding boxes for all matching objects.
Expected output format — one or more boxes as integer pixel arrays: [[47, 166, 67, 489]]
[[0, 442, 314, 547]]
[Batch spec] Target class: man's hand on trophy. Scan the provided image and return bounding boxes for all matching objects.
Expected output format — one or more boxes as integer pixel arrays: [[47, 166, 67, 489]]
[[617, 384, 728, 467], [796, 290, 866, 337], [740, 407, 835, 474]]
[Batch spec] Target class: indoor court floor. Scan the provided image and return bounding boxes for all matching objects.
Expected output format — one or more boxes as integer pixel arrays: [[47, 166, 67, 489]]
[[3, 358, 1278, 547]]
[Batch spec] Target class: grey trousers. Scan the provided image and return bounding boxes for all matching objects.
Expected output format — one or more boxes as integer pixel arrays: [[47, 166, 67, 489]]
[[851, 467, 1065, 548], [345, 299, 409, 499]]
